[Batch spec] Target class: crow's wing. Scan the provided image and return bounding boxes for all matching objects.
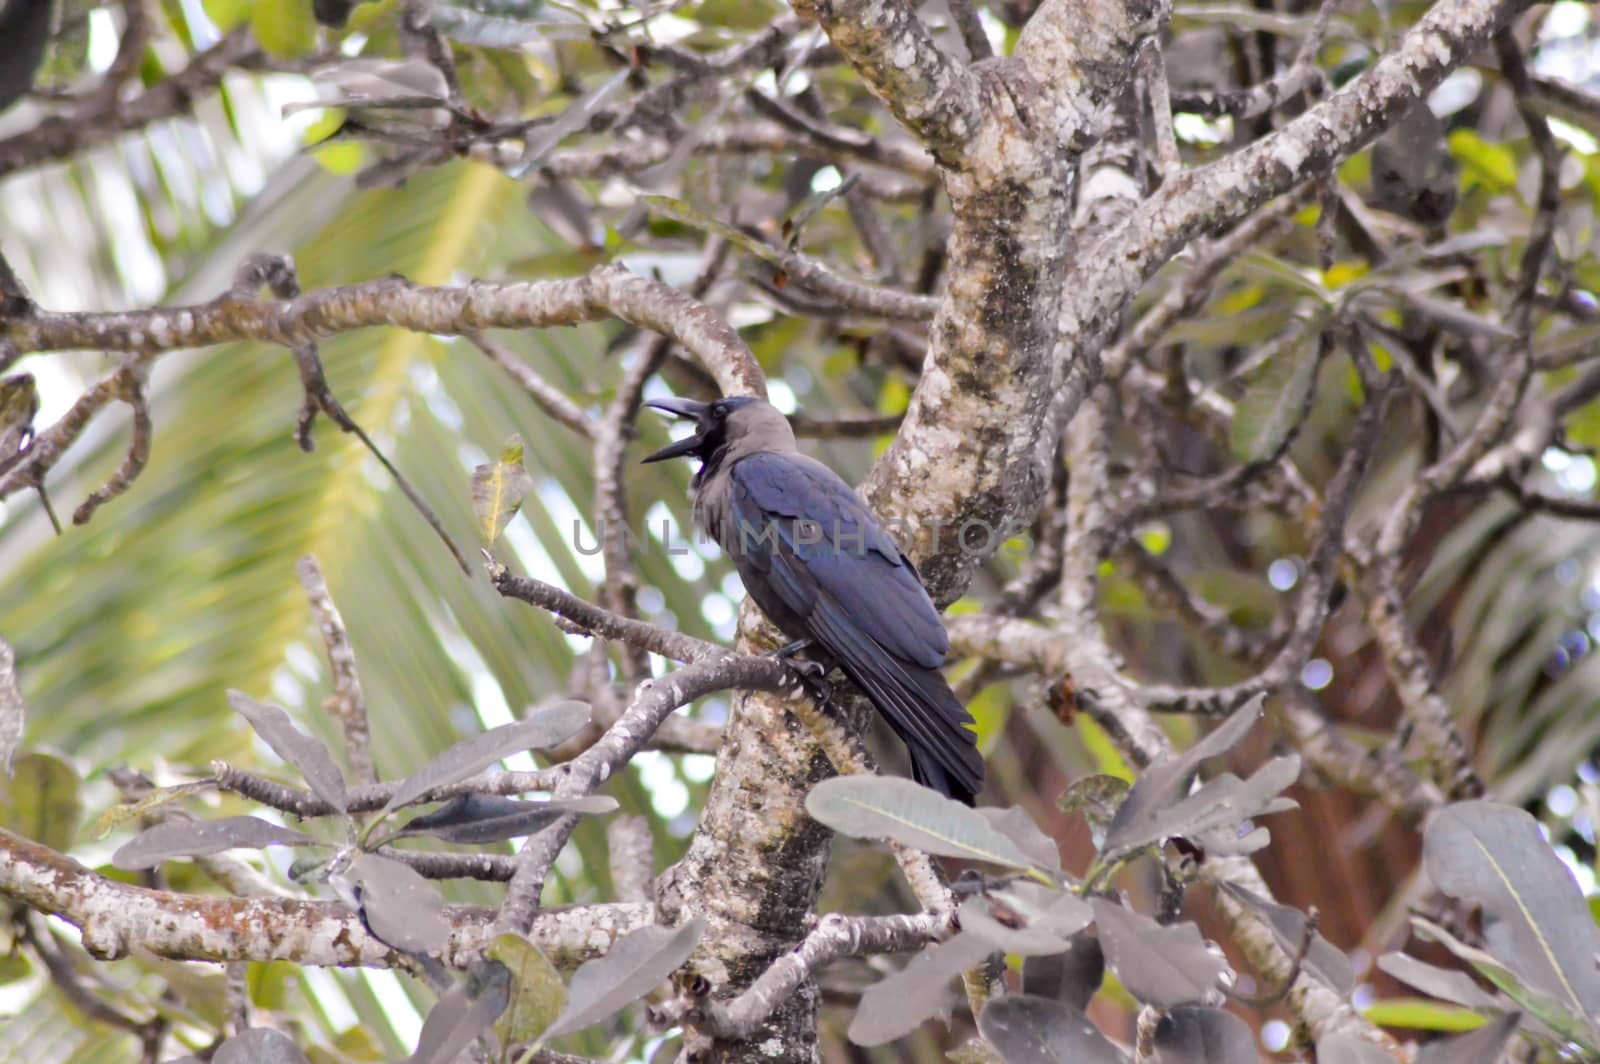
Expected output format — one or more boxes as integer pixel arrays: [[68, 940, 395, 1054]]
[[725, 452, 982, 802], [726, 452, 948, 667]]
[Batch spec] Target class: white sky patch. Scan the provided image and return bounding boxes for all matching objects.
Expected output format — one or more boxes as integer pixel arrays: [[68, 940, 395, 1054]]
[[636, 585, 666, 615], [177, 0, 220, 45], [501, 507, 568, 590], [810, 166, 843, 194], [1548, 783, 1580, 818], [682, 754, 716, 783], [302, 969, 361, 1031], [284, 641, 324, 685], [88, 9, 120, 72], [262, 74, 323, 142], [1557, 844, 1598, 895], [672, 544, 706, 582], [434, 615, 538, 773], [1543, 1, 1592, 39], [361, 969, 423, 1046], [1560, 456, 1598, 494], [1428, 68, 1481, 116], [22, 355, 84, 427], [633, 751, 690, 819], [270, 665, 306, 709], [1267, 558, 1300, 592], [767, 378, 798, 414], [979, 9, 1007, 54], [543, 477, 607, 584], [1300, 658, 1333, 691], [1173, 112, 1231, 148], [701, 592, 737, 641], [1550, 117, 1600, 155]]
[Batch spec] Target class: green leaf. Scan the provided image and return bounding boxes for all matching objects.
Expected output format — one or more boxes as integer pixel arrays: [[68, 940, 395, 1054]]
[[471, 434, 535, 544], [488, 934, 566, 1045], [202, 0, 253, 31], [1058, 774, 1131, 850], [252, 0, 318, 58], [1, 752, 82, 851], [90, 780, 213, 840], [805, 775, 1037, 870], [1359, 998, 1489, 1032], [641, 195, 777, 265], [1229, 332, 1320, 462], [304, 111, 365, 176], [1448, 129, 1519, 192]]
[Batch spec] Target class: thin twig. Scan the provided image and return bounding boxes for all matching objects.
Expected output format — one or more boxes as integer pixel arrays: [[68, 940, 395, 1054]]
[[297, 555, 376, 786]]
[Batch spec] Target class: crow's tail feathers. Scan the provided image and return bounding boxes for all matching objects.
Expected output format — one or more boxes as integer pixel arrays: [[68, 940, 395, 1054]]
[[833, 641, 984, 805], [806, 601, 986, 805], [893, 662, 984, 806]]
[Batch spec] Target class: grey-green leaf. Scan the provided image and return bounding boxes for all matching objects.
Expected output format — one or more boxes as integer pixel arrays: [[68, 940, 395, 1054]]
[[1315, 1033, 1404, 1064], [541, 916, 706, 1040], [977, 806, 1062, 873], [1021, 931, 1105, 1011], [1412, 916, 1597, 1048], [1102, 695, 1274, 859], [806, 776, 1037, 870], [381, 700, 590, 817], [113, 816, 318, 870], [1423, 801, 1600, 1028], [348, 853, 452, 955], [1414, 1011, 1520, 1064], [1217, 881, 1353, 993], [978, 994, 1127, 1064], [397, 794, 618, 844], [1152, 1004, 1255, 1063], [1375, 952, 1500, 1011], [1229, 332, 1321, 462], [1089, 899, 1228, 1008], [228, 690, 349, 813], [848, 931, 992, 1046], [214, 1028, 313, 1064], [407, 963, 512, 1064]]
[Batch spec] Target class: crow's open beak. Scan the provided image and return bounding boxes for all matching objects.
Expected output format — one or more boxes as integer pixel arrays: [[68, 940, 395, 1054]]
[[641, 397, 712, 463]]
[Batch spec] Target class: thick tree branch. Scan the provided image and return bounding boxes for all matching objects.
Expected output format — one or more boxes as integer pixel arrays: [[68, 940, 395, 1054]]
[[0, 827, 648, 969]]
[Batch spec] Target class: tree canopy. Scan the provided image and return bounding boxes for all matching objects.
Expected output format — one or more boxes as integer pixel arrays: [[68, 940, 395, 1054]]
[[2, 0, 1600, 1060]]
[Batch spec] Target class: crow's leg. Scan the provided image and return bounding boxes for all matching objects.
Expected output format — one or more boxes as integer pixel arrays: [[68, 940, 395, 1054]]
[[765, 637, 839, 704], [794, 668, 836, 712]]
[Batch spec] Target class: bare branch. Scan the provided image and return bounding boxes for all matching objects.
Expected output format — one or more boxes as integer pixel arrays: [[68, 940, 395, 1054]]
[[700, 911, 945, 1038], [786, 0, 982, 166], [0, 827, 650, 969], [468, 333, 596, 439], [297, 555, 376, 786]]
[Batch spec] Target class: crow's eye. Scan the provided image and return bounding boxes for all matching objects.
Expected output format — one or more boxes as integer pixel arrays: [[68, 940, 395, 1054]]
[[710, 404, 726, 422]]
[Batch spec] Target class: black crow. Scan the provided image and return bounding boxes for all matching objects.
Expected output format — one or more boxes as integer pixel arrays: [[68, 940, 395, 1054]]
[[642, 395, 985, 805]]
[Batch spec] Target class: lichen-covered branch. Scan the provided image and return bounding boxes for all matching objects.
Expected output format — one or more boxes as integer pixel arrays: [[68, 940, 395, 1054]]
[[0, 827, 648, 969]]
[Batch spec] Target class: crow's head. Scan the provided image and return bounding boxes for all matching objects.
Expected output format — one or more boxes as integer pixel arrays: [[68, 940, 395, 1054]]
[[641, 395, 790, 464]]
